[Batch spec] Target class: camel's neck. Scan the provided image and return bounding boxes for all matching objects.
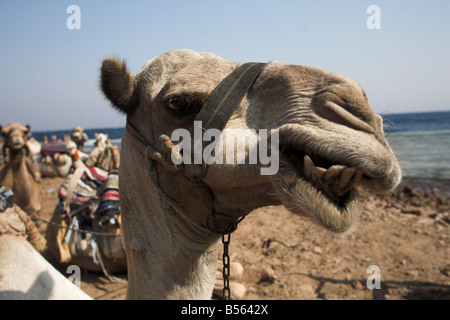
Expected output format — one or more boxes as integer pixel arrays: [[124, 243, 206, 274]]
[[8, 147, 26, 162], [119, 131, 221, 299], [4, 148, 39, 213], [6, 148, 25, 180]]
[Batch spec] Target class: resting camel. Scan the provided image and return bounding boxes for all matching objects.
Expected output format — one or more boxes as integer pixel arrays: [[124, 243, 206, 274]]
[[71, 126, 89, 151], [100, 49, 401, 299], [0, 204, 92, 299], [0, 123, 41, 214], [84, 133, 120, 170]]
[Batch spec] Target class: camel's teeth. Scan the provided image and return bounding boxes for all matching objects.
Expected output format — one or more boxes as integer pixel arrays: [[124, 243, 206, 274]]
[[312, 166, 327, 183], [337, 167, 356, 191], [324, 165, 347, 183], [303, 155, 314, 179], [351, 169, 364, 186], [302, 155, 363, 198], [333, 167, 363, 196]]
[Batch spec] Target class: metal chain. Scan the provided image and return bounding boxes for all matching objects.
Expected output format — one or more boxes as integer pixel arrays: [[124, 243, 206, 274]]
[[222, 230, 231, 300], [217, 215, 247, 300]]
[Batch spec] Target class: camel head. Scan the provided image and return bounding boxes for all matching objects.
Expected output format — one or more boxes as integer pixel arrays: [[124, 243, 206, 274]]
[[0, 123, 41, 215], [101, 50, 401, 236], [94, 133, 109, 148], [1, 123, 31, 152], [101, 49, 402, 299], [71, 126, 88, 144]]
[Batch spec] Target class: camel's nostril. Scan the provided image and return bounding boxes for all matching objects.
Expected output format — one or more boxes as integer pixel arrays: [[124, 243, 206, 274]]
[[316, 100, 375, 135]]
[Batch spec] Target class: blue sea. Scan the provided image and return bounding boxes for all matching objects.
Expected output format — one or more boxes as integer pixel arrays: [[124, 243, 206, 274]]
[[32, 111, 450, 180], [32, 127, 125, 154], [382, 111, 450, 180]]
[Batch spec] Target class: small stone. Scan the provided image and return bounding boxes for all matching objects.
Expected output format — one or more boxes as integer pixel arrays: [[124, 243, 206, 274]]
[[313, 247, 322, 254], [402, 205, 423, 216], [351, 280, 364, 290], [416, 218, 435, 225], [259, 268, 276, 284], [406, 270, 419, 277], [298, 284, 316, 298]]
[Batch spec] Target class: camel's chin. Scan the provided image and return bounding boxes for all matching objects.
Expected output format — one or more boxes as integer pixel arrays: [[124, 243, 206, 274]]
[[272, 151, 363, 234], [273, 173, 361, 234], [9, 143, 24, 150]]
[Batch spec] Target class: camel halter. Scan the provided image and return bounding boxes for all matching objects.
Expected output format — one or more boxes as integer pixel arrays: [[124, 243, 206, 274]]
[[188, 62, 266, 181], [125, 62, 266, 299]]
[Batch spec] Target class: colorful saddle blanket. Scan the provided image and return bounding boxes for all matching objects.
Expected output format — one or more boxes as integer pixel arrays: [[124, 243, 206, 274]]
[[41, 142, 71, 156], [58, 167, 120, 235]]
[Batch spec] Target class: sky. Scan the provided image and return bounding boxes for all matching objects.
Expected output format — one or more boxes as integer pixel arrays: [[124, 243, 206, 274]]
[[1, 0, 449, 131]]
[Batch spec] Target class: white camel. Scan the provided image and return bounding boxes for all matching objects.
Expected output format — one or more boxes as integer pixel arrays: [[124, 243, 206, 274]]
[[0, 204, 92, 300], [84, 133, 120, 170]]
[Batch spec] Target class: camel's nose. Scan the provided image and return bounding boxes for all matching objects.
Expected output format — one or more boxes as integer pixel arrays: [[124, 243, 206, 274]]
[[312, 89, 376, 136], [9, 131, 25, 145]]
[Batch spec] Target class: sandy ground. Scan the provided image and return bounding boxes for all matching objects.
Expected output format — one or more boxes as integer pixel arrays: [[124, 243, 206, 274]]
[[37, 176, 450, 300]]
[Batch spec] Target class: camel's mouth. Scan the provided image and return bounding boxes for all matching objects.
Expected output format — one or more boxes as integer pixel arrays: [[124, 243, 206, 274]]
[[274, 145, 366, 234], [272, 126, 401, 234], [8, 141, 25, 150], [282, 146, 364, 207]]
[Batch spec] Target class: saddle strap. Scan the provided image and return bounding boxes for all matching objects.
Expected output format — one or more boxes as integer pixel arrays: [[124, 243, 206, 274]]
[[64, 160, 86, 214]]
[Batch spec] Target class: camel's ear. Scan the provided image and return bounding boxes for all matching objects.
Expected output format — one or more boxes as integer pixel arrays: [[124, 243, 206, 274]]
[[0, 125, 10, 138], [25, 125, 31, 137], [101, 57, 139, 114]]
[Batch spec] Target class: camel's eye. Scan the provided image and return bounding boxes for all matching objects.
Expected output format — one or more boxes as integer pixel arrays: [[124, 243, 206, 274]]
[[167, 94, 205, 116], [168, 97, 189, 115]]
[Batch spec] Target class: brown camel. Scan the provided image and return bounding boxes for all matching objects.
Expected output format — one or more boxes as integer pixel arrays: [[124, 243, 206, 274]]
[[100, 49, 401, 299], [0, 123, 41, 214]]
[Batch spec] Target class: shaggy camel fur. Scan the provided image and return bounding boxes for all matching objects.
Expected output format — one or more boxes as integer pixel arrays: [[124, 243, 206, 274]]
[[101, 49, 401, 299], [0, 123, 41, 214], [0, 204, 92, 299]]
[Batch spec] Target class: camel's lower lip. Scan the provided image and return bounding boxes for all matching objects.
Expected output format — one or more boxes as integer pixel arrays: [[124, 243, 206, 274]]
[[9, 142, 23, 149], [271, 146, 365, 234], [280, 145, 365, 207]]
